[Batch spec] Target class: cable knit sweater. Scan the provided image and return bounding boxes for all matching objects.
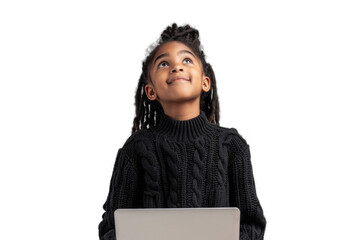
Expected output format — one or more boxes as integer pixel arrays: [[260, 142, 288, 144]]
[[98, 110, 266, 240]]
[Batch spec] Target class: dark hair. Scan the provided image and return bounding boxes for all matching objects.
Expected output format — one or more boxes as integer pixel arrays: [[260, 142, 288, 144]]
[[132, 23, 220, 133]]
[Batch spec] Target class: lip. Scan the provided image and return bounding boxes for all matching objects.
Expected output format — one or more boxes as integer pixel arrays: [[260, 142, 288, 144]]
[[167, 76, 190, 84]]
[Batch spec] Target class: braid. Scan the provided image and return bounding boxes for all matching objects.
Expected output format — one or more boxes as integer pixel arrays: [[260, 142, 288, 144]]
[[202, 62, 220, 124], [132, 23, 220, 134]]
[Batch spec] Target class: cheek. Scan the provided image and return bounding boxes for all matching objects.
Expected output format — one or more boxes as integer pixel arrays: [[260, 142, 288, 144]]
[[150, 71, 168, 87], [190, 68, 203, 79]]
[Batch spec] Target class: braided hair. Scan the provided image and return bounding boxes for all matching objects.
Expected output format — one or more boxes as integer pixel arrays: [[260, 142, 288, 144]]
[[132, 23, 220, 133]]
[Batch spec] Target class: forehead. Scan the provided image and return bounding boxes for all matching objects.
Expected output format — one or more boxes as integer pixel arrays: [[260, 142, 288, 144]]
[[153, 41, 195, 60]]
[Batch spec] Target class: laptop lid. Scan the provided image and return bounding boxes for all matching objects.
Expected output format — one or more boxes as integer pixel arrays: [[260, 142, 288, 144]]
[[114, 207, 240, 240]]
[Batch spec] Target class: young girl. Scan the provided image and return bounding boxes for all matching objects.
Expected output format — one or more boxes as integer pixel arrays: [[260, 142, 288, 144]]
[[98, 23, 266, 240]]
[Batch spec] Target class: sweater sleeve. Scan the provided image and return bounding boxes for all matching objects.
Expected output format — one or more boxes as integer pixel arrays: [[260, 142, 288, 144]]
[[229, 134, 267, 240], [98, 147, 140, 240]]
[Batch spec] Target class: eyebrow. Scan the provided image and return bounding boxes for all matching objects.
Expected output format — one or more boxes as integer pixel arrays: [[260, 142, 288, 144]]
[[153, 50, 196, 64]]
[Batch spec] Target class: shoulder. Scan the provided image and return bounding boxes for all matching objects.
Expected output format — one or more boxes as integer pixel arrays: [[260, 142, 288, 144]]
[[119, 128, 155, 156], [229, 127, 249, 150], [123, 128, 152, 145], [209, 124, 249, 149]]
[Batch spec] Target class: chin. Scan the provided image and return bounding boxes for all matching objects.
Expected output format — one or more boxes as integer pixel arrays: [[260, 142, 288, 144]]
[[169, 94, 200, 102]]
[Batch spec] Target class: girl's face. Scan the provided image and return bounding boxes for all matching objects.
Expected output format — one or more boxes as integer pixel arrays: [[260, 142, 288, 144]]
[[145, 41, 210, 106]]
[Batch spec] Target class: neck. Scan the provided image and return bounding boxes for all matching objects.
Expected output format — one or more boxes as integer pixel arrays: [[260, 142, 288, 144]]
[[159, 97, 200, 120], [156, 108, 212, 142]]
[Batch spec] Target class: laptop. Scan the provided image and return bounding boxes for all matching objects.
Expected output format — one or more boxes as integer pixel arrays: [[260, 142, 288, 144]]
[[114, 207, 240, 240]]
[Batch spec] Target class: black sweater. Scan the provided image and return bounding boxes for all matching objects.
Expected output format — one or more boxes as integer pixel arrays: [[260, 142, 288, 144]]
[[98, 110, 266, 240]]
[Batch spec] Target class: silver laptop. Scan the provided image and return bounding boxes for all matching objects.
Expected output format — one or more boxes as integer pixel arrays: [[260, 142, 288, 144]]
[[114, 207, 240, 240]]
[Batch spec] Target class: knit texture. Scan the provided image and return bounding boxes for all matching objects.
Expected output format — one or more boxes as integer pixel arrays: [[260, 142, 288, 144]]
[[98, 110, 266, 240]]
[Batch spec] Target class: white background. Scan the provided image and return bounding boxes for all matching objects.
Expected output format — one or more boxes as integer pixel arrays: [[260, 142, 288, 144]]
[[1, 0, 362, 239]]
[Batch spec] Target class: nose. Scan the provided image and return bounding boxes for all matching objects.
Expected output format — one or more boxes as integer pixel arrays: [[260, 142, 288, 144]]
[[170, 64, 183, 73]]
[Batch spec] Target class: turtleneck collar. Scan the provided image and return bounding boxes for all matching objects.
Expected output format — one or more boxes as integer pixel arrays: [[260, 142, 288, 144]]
[[156, 110, 213, 141]]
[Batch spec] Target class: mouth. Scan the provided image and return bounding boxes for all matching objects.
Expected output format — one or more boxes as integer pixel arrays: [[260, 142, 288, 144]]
[[167, 76, 190, 84]]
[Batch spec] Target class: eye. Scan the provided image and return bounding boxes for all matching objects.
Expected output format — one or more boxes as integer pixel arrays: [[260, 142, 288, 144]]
[[158, 61, 169, 68], [183, 58, 193, 64]]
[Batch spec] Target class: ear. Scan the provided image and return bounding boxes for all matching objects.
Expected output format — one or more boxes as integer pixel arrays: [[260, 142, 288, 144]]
[[145, 83, 157, 101], [202, 76, 211, 93]]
